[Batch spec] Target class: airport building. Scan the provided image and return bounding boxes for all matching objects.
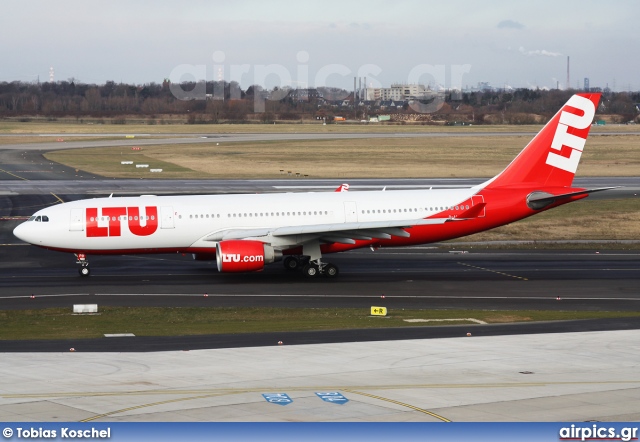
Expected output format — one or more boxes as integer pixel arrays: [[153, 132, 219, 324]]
[[363, 83, 429, 101]]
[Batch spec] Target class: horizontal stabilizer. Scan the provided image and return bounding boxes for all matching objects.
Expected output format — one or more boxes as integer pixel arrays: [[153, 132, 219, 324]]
[[527, 187, 618, 210]]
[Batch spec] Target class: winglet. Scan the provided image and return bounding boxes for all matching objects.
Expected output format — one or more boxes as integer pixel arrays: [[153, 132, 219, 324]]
[[335, 183, 349, 192]]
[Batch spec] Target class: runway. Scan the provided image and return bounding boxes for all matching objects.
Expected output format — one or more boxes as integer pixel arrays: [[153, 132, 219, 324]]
[[2, 239, 640, 311], [1, 177, 639, 198], [0, 131, 547, 152], [3, 130, 640, 152]]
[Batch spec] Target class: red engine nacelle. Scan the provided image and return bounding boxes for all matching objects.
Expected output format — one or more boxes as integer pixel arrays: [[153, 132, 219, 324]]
[[215, 240, 282, 273]]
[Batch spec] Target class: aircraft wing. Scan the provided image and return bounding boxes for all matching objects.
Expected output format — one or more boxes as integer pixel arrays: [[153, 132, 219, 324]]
[[204, 217, 453, 244]]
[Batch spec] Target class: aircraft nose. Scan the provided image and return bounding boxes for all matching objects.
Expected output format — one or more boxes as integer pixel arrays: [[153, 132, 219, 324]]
[[13, 221, 36, 244]]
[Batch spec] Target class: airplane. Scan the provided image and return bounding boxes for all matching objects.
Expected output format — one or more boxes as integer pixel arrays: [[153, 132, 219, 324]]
[[14, 93, 613, 278]]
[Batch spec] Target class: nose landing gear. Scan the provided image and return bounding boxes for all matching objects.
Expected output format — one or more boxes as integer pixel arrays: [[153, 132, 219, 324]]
[[75, 253, 90, 277]]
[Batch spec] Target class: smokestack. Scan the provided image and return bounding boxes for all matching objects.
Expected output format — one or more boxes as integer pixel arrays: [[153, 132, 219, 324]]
[[566, 56, 570, 90], [354, 76, 356, 101], [354, 77, 357, 119]]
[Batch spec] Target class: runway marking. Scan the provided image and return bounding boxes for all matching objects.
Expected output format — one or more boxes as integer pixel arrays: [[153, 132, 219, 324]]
[[343, 389, 451, 422], [9, 380, 640, 400], [457, 262, 529, 280], [8, 379, 640, 423], [2, 293, 640, 301], [404, 318, 488, 324], [80, 391, 241, 422], [0, 168, 28, 181], [50, 193, 64, 204], [0, 200, 67, 211]]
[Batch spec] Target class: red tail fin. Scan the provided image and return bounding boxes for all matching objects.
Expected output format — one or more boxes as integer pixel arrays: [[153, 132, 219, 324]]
[[484, 93, 601, 190]]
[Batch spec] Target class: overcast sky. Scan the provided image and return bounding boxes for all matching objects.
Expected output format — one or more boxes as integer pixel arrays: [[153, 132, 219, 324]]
[[2, 0, 639, 91]]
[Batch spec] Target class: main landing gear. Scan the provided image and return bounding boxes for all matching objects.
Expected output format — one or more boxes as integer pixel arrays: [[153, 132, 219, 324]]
[[75, 253, 90, 277], [283, 255, 339, 278]]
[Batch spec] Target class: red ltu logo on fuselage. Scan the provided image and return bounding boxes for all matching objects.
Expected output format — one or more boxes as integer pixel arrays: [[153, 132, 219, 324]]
[[86, 207, 158, 237]]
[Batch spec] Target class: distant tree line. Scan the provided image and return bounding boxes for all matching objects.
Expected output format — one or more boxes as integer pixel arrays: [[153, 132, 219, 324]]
[[0, 79, 638, 124]]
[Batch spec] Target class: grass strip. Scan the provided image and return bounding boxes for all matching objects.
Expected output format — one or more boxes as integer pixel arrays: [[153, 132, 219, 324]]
[[1, 307, 639, 340], [44, 135, 640, 179]]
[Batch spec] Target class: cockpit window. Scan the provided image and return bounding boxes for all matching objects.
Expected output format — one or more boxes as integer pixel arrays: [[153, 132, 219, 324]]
[[42, 216, 49, 222], [28, 216, 36, 221], [35, 216, 42, 222]]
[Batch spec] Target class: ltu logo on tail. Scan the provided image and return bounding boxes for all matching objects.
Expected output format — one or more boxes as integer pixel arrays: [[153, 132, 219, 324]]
[[546, 95, 595, 174]]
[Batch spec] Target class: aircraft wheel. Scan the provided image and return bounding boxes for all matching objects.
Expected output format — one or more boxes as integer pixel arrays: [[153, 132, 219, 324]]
[[283, 256, 299, 271], [79, 266, 91, 277], [324, 263, 339, 278], [302, 263, 319, 278]]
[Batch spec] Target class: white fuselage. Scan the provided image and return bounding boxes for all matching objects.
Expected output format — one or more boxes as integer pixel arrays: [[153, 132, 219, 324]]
[[14, 188, 478, 253]]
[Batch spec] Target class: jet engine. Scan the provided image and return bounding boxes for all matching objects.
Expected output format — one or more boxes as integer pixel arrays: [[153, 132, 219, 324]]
[[215, 240, 282, 273]]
